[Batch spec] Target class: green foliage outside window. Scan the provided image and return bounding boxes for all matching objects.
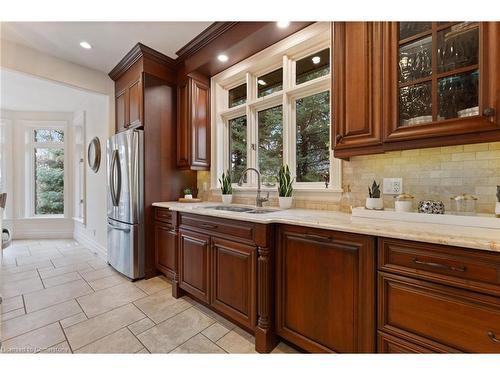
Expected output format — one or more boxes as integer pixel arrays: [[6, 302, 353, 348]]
[[35, 147, 64, 215]]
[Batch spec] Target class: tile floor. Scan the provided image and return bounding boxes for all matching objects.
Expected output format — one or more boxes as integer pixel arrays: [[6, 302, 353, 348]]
[[0, 239, 298, 354]]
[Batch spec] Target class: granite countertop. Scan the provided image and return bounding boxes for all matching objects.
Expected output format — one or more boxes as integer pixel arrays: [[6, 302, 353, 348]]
[[153, 201, 500, 252]]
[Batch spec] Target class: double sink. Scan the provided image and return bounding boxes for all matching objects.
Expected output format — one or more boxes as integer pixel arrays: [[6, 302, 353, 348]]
[[203, 205, 278, 215]]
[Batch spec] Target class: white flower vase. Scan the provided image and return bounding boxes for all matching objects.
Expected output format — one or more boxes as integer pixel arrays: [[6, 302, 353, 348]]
[[496, 202, 500, 218], [221, 194, 233, 205], [279, 197, 293, 209], [366, 197, 384, 210]]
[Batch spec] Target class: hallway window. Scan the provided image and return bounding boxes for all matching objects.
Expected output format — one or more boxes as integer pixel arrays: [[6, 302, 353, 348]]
[[31, 128, 65, 215]]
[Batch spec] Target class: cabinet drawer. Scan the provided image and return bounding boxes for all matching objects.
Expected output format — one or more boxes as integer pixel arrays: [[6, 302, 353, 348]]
[[378, 331, 434, 353], [379, 273, 500, 353], [154, 208, 173, 225], [378, 238, 500, 296], [179, 213, 254, 242]]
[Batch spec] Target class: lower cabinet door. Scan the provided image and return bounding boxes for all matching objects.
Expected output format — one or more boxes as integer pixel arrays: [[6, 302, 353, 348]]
[[179, 229, 210, 303], [210, 237, 257, 329], [154, 223, 176, 279], [276, 225, 376, 353]]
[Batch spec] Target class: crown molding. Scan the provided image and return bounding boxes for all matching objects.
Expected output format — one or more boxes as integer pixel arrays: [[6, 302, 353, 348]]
[[175, 22, 238, 62], [108, 42, 176, 80]]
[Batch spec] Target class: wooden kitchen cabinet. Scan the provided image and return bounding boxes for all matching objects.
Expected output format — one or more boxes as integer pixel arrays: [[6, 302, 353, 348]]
[[178, 229, 211, 303], [276, 225, 376, 353], [154, 222, 176, 280], [333, 22, 384, 159], [177, 72, 210, 170], [383, 22, 500, 149], [114, 73, 143, 132]]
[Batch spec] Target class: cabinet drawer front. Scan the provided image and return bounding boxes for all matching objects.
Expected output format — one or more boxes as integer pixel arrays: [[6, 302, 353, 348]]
[[378, 331, 434, 353], [179, 213, 254, 242], [154, 224, 176, 279], [379, 238, 500, 294], [179, 230, 210, 303], [154, 208, 173, 224], [379, 273, 500, 353], [211, 238, 256, 330]]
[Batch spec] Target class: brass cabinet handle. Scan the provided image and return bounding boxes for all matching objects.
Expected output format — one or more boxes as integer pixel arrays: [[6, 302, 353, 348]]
[[412, 258, 466, 272], [336, 134, 344, 143], [483, 107, 496, 117], [200, 223, 218, 229], [304, 233, 333, 243], [488, 331, 500, 343]]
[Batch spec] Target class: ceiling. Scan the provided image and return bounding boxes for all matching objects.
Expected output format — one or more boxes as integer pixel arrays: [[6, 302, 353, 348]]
[[0, 22, 212, 73], [1, 68, 107, 112]]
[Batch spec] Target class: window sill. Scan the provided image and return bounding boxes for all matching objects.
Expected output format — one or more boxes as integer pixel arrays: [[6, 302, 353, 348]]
[[211, 186, 343, 194], [23, 215, 65, 220]]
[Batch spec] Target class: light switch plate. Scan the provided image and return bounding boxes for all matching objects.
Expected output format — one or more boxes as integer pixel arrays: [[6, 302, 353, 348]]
[[383, 178, 403, 195]]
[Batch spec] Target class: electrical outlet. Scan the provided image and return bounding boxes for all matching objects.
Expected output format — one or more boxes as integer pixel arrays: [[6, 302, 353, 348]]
[[383, 178, 403, 195]]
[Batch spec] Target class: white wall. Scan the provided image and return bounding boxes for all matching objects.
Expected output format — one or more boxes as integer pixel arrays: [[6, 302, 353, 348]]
[[0, 41, 114, 256]]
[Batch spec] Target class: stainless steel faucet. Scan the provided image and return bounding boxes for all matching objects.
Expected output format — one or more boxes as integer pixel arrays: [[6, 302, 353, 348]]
[[238, 168, 269, 207]]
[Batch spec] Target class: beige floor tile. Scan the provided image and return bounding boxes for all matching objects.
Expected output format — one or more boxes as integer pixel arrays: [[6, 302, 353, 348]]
[[137, 307, 214, 353], [1, 269, 39, 283], [2, 307, 26, 321], [1, 260, 53, 274], [76, 327, 144, 353], [38, 262, 92, 279], [128, 317, 155, 335], [64, 303, 145, 350], [2, 299, 82, 340], [134, 276, 171, 295], [24, 279, 93, 313], [171, 333, 226, 353], [42, 271, 82, 288], [1, 276, 44, 299], [1, 295, 24, 313], [271, 342, 300, 354], [202, 322, 231, 342], [192, 303, 236, 330], [79, 266, 120, 282], [41, 340, 72, 354], [216, 329, 257, 354], [135, 348, 150, 354], [77, 283, 146, 317], [133, 289, 193, 324], [60, 312, 88, 328], [16, 252, 62, 266], [87, 258, 109, 270], [1, 322, 65, 353], [51, 253, 98, 268], [87, 274, 128, 291]]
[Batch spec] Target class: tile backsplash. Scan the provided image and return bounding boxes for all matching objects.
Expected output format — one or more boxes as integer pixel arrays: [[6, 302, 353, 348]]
[[197, 141, 500, 214], [343, 142, 500, 214]]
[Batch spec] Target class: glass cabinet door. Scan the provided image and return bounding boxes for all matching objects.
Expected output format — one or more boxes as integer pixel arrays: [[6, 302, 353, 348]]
[[397, 22, 480, 128]]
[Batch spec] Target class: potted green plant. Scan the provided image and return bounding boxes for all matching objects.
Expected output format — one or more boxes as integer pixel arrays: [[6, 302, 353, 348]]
[[183, 187, 193, 200], [366, 180, 383, 210], [219, 170, 233, 205], [496, 186, 500, 218], [277, 165, 294, 209]]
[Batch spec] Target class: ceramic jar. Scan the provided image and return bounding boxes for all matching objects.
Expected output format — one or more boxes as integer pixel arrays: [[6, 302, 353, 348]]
[[395, 193, 414, 212], [418, 200, 445, 214], [365, 197, 384, 210]]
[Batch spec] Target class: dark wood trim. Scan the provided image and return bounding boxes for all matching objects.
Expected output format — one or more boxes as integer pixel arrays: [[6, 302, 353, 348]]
[[109, 42, 176, 80], [175, 22, 239, 62]]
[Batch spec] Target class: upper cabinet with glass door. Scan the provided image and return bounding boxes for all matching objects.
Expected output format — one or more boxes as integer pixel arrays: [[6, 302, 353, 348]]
[[384, 22, 500, 144]]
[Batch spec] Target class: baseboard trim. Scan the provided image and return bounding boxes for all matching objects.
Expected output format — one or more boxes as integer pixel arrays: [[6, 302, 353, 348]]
[[13, 230, 74, 240], [73, 230, 107, 260]]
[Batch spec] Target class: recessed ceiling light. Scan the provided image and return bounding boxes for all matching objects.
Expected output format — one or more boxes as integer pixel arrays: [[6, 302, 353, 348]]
[[257, 79, 267, 86], [217, 54, 228, 62], [312, 56, 321, 64], [79, 41, 92, 49], [277, 21, 290, 29]]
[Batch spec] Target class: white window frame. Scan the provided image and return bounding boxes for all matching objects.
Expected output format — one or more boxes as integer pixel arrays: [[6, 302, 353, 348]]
[[0, 118, 13, 219], [24, 121, 68, 218], [211, 22, 342, 193]]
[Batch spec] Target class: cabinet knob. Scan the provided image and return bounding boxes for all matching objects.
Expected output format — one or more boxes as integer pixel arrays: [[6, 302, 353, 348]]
[[483, 107, 496, 117], [336, 134, 344, 143]]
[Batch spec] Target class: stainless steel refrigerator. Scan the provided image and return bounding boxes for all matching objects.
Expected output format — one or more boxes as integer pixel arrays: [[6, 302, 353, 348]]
[[107, 129, 144, 279]]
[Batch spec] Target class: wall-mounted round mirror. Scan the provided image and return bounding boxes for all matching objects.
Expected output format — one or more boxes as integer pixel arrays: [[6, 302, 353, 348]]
[[87, 137, 101, 173]]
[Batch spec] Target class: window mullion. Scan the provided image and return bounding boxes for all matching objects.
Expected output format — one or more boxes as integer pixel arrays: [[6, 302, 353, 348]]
[[246, 72, 257, 186]]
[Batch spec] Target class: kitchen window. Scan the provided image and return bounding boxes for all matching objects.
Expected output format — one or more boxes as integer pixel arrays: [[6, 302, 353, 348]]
[[27, 126, 66, 216], [212, 22, 341, 191]]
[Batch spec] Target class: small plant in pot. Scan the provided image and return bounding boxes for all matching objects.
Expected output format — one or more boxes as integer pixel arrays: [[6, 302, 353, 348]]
[[277, 165, 294, 209], [366, 180, 383, 210], [219, 170, 233, 205], [183, 187, 193, 200], [496, 186, 500, 218]]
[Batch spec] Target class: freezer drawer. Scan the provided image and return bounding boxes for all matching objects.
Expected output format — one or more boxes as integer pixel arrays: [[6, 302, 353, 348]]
[[107, 218, 144, 279]]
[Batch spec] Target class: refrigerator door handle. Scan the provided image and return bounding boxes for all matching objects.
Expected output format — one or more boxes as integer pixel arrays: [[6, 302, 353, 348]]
[[108, 223, 131, 233], [110, 150, 122, 207]]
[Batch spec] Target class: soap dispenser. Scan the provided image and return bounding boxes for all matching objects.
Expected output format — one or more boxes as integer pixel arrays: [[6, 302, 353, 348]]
[[340, 185, 353, 214]]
